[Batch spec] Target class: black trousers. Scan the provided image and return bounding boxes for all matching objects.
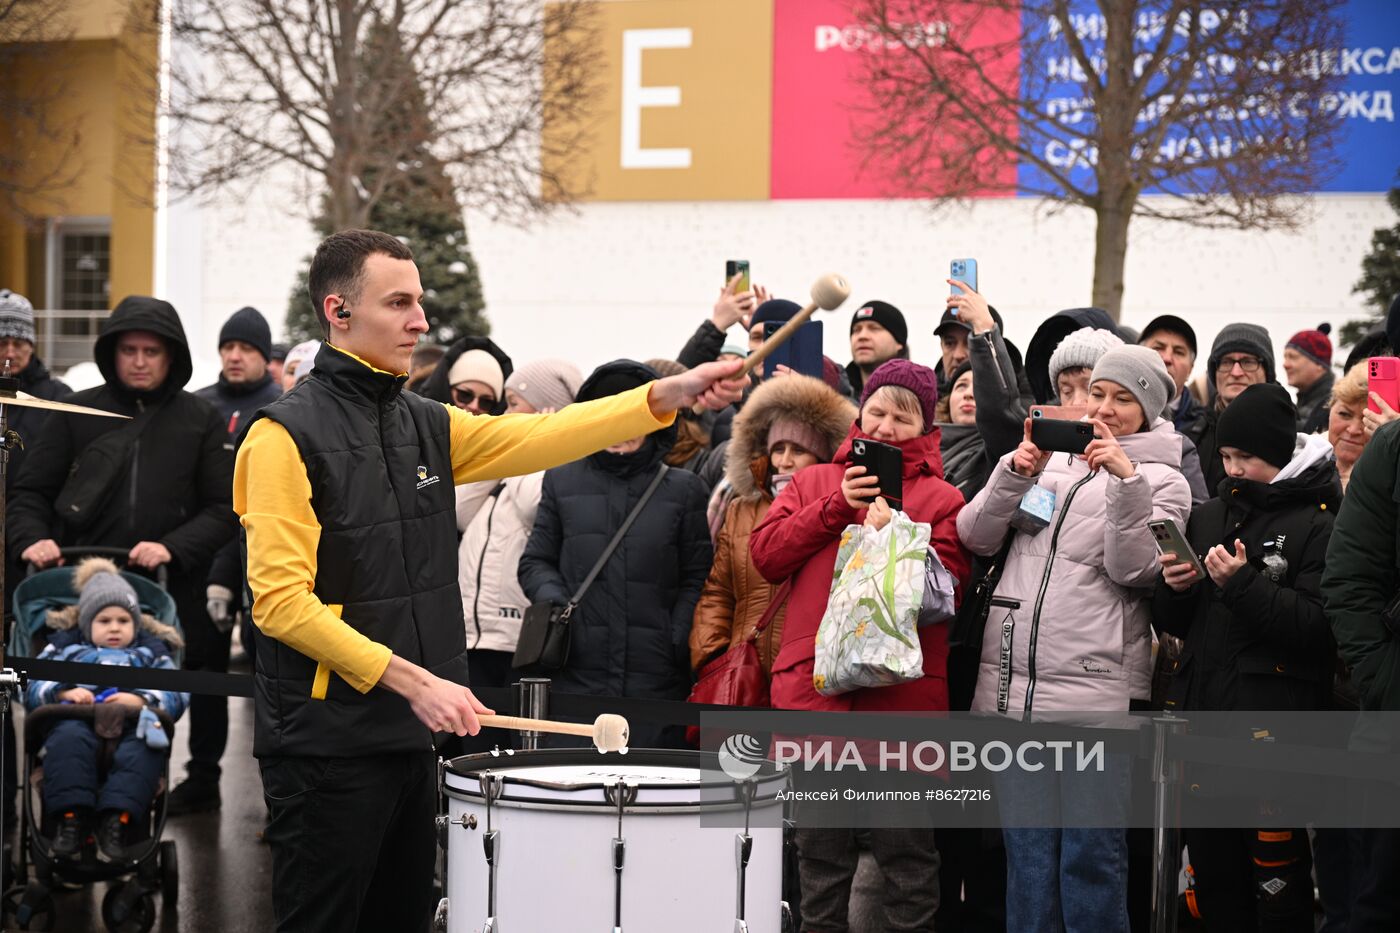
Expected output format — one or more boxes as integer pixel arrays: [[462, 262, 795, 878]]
[[174, 581, 232, 782], [260, 751, 437, 933], [1350, 828, 1400, 933]]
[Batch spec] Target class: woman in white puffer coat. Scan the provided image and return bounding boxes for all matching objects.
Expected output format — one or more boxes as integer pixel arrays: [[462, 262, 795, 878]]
[[453, 359, 582, 752], [956, 345, 1191, 933]]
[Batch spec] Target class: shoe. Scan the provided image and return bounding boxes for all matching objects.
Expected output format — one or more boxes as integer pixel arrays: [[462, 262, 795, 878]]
[[51, 810, 85, 858], [166, 777, 220, 815], [96, 810, 130, 863]]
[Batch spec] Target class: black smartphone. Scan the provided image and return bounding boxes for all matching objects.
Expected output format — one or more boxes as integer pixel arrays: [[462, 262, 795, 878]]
[[765, 320, 824, 379], [726, 259, 751, 293], [850, 438, 903, 508], [1030, 417, 1096, 454]]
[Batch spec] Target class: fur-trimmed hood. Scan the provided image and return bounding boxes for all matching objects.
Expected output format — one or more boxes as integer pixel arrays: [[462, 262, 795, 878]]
[[727, 375, 856, 499], [45, 558, 184, 650]]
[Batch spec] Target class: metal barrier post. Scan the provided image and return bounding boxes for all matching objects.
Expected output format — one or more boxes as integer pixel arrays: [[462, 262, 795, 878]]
[[1151, 715, 1187, 933], [514, 678, 550, 751]]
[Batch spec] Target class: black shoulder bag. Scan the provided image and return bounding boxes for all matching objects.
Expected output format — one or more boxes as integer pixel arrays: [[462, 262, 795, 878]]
[[513, 465, 670, 673], [54, 403, 159, 533], [949, 530, 1015, 652]]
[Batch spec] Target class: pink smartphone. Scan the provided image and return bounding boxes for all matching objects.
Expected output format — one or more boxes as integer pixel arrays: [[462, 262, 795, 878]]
[[1369, 357, 1400, 414]]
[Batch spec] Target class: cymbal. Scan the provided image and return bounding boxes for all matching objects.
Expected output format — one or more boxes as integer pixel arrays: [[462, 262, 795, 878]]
[[0, 392, 129, 419]]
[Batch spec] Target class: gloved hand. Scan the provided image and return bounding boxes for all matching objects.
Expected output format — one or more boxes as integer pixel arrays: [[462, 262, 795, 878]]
[[136, 707, 169, 750], [206, 584, 234, 633]]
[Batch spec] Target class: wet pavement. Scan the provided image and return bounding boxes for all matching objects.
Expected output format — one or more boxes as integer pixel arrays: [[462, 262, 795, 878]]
[[6, 690, 276, 932]]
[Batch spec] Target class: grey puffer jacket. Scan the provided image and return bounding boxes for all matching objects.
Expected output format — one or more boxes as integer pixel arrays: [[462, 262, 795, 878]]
[[957, 418, 1193, 714]]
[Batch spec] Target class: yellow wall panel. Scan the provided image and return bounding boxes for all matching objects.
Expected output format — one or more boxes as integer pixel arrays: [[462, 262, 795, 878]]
[[547, 0, 774, 202]]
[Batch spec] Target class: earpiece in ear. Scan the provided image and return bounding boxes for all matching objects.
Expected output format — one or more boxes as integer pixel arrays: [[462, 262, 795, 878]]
[[335, 303, 351, 320]]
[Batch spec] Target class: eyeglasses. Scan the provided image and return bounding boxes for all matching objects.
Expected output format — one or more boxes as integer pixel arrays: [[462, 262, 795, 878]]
[[1216, 356, 1262, 374], [451, 385, 497, 409]]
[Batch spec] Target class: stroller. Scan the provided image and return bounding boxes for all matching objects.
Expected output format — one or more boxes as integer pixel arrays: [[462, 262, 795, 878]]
[[2, 548, 181, 932]]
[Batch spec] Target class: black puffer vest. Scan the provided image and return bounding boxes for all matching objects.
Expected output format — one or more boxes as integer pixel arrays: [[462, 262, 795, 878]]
[[246, 344, 465, 757]]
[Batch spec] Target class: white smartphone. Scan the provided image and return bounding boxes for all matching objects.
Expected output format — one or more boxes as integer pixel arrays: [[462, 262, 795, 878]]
[[1149, 519, 1206, 581]]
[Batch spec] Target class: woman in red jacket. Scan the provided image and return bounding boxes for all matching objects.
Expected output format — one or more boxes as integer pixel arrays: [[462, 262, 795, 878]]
[[750, 359, 971, 933]]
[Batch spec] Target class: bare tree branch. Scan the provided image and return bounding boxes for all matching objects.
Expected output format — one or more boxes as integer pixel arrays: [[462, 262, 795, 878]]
[[0, 0, 82, 222], [156, 0, 601, 230], [854, 0, 1348, 316]]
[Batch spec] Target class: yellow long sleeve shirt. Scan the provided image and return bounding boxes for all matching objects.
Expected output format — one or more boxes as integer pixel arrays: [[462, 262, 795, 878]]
[[233, 374, 674, 695]]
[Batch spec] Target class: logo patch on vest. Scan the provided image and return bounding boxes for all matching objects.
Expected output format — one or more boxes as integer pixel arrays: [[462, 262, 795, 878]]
[[416, 465, 440, 490]]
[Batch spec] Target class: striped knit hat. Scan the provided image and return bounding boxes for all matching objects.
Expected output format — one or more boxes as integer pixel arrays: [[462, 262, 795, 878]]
[[0, 290, 36, 345]]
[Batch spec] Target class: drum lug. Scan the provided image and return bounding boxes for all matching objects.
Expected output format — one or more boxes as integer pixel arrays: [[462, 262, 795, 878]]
[[432, 897, 448, 932], [733, 923, 749, 933], [780, 900, 794, 932]]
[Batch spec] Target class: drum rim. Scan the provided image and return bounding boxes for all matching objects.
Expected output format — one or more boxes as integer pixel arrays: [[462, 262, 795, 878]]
[[443, 747, 788, 807]]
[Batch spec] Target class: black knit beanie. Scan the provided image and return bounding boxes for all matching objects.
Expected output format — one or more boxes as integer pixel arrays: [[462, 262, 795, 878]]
[[850, 300, 908, 347], [1216, 383, 1297, 469], [219, 306, 273, 362]]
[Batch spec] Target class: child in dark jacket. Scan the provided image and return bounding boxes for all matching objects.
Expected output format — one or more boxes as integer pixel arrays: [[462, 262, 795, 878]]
[[25, 559, 188, 862], [1152, 383, 1339, 932]]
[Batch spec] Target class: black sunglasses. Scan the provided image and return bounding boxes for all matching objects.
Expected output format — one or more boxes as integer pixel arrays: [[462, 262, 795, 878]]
[[451, 385, 498, 409]]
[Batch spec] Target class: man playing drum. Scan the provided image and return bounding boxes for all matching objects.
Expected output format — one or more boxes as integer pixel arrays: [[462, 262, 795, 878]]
[[234, 229, 745, 932]]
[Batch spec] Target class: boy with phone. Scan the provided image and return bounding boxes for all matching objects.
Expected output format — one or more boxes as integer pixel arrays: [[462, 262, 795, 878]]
[[1150, 383, 1339, 929]]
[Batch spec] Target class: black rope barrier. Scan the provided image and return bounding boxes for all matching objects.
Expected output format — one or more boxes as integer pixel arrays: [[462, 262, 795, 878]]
[[10, 657, 1400, 784]]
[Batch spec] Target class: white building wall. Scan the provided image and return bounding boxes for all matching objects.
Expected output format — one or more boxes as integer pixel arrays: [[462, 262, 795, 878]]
[[168, 191, 1391, 392]]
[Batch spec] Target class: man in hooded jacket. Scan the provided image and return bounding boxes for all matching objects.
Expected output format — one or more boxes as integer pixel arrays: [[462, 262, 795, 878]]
[[9, 296, 237, 808]]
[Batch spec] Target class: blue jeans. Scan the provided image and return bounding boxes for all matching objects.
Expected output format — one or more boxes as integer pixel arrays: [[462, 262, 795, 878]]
[[995, 753, 1131, 933]]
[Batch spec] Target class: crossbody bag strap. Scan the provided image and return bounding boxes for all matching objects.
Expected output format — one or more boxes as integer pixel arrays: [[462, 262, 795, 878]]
[[751, 580, 793, 639], [561, 464, 670, 619]]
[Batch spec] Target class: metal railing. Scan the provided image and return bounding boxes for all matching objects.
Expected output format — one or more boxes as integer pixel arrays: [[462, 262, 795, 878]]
[[33, 308, 108, 371]]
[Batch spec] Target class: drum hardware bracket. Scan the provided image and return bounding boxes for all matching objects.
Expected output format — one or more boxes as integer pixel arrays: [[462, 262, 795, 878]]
[[733, 778, 757, 931], [432, 897, 449, 932], [780, 901, 794, 932], [436, 813, 477, 832], [482, 772, 504, 931], [611, 779, 632, 933], [604, 781, 638, 809]]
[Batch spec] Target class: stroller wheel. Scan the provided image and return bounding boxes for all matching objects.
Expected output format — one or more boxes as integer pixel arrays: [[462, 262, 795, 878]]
[[5, 883, 55, 931], [158, 840, 178, 907], [101, 884, 155, 933]]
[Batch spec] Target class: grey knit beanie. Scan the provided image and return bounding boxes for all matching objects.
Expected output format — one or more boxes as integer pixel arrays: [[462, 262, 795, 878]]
[[1090, 345, 1174, 425], [1048, 328, 1124, 394], [78, 569, 140, 641], [0, 289, 36, 346], [504, 359, 583, 413], [1208, 323, 1276, 384]]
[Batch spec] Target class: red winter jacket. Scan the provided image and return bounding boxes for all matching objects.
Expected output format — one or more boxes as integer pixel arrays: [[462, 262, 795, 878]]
[[750, 425, 971, 714]]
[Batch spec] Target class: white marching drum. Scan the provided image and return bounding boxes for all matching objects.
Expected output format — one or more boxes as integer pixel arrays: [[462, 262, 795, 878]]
[[441, 748, 790, 933]]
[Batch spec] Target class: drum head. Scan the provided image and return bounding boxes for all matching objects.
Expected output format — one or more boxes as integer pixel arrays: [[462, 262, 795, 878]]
[[443, 748, 787, 810]]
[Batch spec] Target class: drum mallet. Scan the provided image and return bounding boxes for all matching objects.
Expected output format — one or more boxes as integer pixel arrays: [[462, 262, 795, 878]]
[[692, 272, 852, 413], [477, 713, 630, 753]]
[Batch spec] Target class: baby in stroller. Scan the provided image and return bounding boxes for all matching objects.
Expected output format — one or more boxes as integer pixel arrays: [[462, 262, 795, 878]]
[[23, 558, 188, 862]]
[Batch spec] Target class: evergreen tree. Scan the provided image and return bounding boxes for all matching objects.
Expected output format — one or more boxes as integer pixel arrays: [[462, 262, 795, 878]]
[[1354, 182, 1400, 316], [1339, 180, 1400, 352], [285, 17, 487, 344]]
